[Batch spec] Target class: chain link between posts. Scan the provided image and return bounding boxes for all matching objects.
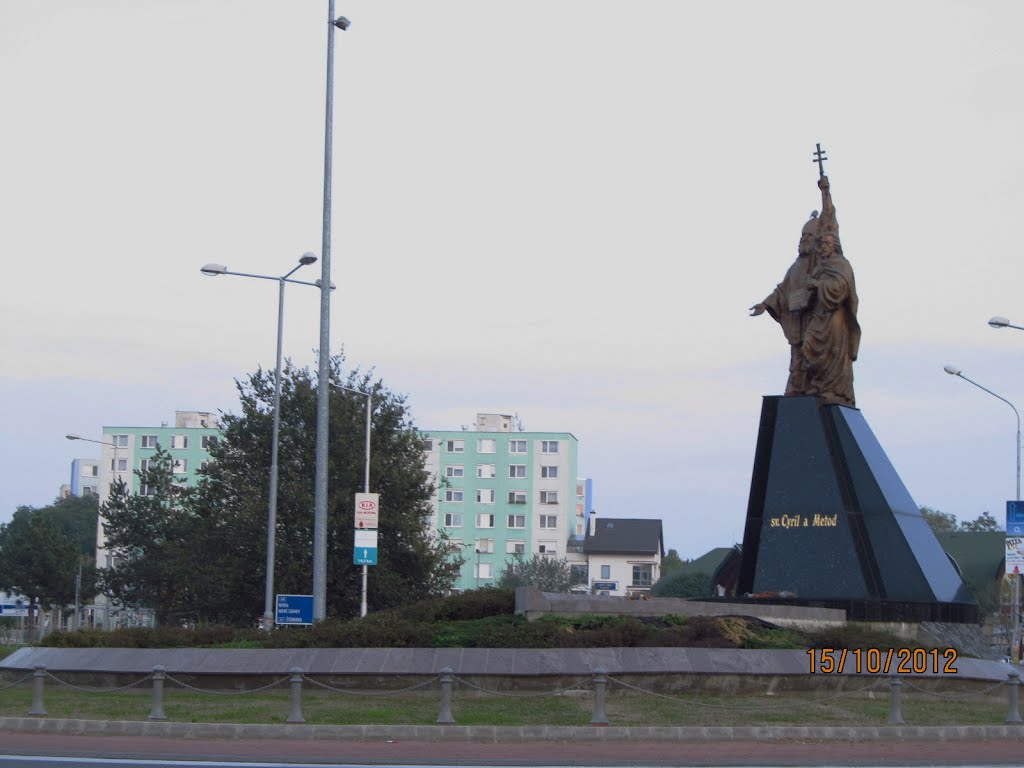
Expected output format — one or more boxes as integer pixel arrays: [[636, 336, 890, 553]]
[[164, 673, 291, 696], [903, 677, 1008, 700], [0, 672, 35, 693], [304, 674, 440, 696], [452, 674, 592, 698], [43, 670, 154, 693], [606, 674, 888, 710]]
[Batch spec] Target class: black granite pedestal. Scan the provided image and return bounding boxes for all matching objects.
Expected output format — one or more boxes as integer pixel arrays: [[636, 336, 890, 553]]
[[736, 396, 976, 622]]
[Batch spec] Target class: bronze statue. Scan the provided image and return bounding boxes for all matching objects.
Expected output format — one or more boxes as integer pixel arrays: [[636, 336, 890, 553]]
[[750, 149, 860, 406]]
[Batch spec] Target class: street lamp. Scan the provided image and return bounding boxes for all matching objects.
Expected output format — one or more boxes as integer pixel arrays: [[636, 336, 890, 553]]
[[944, 363, 1022, 659], [989, 316, 1024, 332], [943, 365, 1021, 500], [313, 3, 351, 623], [330, 382, 371, 618], [201, 252, 319, 631]]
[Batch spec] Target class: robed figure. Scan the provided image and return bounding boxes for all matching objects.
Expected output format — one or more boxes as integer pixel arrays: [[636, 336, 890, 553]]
[[750, 175, 860, 406]]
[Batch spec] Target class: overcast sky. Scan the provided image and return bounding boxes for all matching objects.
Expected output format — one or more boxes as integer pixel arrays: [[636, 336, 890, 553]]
[[3, 0, 1024, 559]]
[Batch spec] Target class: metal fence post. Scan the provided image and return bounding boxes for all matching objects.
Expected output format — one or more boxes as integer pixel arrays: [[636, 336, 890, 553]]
[[590, 667, 609, 726], [148, 665, 167, 721], [28, 665, 46, 717], [887, 675, 905, 725], [286, 667, 305, 724], [1007, 670, 1023, 724], [436, 667, 455, 724]]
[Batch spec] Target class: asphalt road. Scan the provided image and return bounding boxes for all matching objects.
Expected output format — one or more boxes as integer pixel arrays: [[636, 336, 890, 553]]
[[1, 733, 1024, 767]]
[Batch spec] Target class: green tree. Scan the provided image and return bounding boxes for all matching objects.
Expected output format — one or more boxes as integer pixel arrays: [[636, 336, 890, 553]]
[[497, 554, 572, 592], [99, 448, 199, 624], [651, 570, 711, 598], [0, 508, 80, 623], [920, 506, 957, 533], [100, 356, 461, 625], [960, 511, 1000, 532], [661, 548, 685, 577]]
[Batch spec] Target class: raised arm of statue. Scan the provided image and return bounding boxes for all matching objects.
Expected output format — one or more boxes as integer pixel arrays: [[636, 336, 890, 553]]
[[818, 175, 836, 231]]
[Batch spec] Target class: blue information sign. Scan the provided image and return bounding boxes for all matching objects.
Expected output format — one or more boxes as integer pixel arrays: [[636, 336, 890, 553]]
[[275, 594, 314, 625], [354, 547, 378, 565], [1008, 501, 1024, 536]]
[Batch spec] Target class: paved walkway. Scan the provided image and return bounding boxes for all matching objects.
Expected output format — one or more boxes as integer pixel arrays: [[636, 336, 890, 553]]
[[2, 720, 1024, 766]]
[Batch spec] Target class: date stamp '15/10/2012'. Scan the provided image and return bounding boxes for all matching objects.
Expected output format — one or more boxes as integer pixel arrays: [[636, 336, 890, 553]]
[[808, 647, 958, 674]]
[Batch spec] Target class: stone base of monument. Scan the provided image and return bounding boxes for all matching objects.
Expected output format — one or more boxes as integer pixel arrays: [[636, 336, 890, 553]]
[[734, 395, 977, 624]]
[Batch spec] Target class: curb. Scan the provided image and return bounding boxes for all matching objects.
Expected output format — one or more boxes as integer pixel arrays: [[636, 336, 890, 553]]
[[2, 718, 1024, 742]]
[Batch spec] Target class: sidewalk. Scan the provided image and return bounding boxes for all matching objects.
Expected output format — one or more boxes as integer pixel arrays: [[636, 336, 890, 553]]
[[2, 719, 1024, 766]]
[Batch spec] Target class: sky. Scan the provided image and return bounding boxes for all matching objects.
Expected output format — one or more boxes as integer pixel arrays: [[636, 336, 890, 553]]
[[3, 0, 1024, 560]]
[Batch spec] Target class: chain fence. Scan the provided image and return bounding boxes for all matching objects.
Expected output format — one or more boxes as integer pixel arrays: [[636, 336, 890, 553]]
[[0, 663, 1020, 727]]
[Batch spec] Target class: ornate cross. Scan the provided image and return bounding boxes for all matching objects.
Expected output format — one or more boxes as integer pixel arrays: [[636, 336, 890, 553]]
[[812, 143, 828, 179]]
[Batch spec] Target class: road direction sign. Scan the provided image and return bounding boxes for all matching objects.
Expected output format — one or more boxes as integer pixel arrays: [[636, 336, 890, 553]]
[[354, 529, 378, 565], [355, 492, 379, 529], [275, 594, 314, 625]]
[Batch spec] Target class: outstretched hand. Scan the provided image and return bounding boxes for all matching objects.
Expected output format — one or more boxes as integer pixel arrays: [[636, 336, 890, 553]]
[[818, 175, 830, 191], [749, 303, 766, 316]]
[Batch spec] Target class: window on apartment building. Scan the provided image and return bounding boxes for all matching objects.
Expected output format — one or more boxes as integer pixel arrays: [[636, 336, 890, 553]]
[[632, 564, 654, 587], [171, 435, 188, 450], [476, 513, 495, 528], [576, 521, 585, 536], [474, 563, 493, 579], [508, 464, 526, 479], [172, 459, 187, 474], [509, 439, 527, 454], [444, 489, 464, 503], [111, 458, 128, 472], [82, 486, 97, 497], [507, 540, 526, 555], [446, 439, 464, 453], [89, 465, 99, 477], [201, 435, 217, 450], [539, 514, 557, 529], [476, 489, 495, 504], [507, 513, 526, 529], [540, 490, 558, 504], [477, 464, 496, 479], [507, 490, 527, 505], [474, 538, 494, 554], [477, 439, 496, 454], [537, 541, 556, 555], [140, 484, 157, 497], [541, 465, 558, 479], [541, 440, 559, 454], [420, 439, 434, 451], [600, 565, 611, 579], [443, 512, 463, 527], [141, 435, 159, 449], [111, 434, 129, 448], [570, 564, 588, 586], [140, 459, 153, 472], [445, 465, 464, 479], [200, 460, 213, 471]]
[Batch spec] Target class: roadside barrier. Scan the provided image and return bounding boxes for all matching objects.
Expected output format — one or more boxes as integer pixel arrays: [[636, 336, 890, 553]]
[[3, 664, 1022, 727]]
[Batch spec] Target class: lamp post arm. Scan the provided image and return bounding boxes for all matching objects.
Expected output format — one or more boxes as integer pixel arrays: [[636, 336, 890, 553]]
[[957, 372, 1022, 500]]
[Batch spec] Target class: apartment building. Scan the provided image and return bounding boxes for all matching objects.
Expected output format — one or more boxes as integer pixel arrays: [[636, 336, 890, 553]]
[[60, 458, 101, 499], [421, 413, 581, 591]]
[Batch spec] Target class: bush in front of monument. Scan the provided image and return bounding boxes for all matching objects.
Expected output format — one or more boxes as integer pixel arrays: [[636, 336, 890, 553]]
[[651, 571, 712, 599]]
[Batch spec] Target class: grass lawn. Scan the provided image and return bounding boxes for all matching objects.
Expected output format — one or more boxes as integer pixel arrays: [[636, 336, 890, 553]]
[[0, 680, 1011, 727]]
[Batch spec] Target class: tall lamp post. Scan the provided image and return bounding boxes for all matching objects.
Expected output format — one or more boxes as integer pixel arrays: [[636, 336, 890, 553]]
[[331, 382, 371, 618], [65, 432, 121, 630], [313, 4, 351, 623], [201, 253, 319, 630], [943, 363, 1022, 654]]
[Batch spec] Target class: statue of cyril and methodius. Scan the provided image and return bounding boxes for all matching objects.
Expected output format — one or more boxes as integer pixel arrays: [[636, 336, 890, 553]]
[[750, 145, 861, 407]]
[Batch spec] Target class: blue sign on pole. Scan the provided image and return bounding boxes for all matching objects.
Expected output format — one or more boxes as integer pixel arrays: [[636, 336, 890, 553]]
[[1008, 501, 1024, 536], [354, 547, 378, 565], [275, 594, 314, 625]]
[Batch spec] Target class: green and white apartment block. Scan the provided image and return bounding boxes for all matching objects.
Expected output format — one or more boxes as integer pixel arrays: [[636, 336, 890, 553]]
[[421, 413, 587, 591], [92, 410, 221, 627]]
